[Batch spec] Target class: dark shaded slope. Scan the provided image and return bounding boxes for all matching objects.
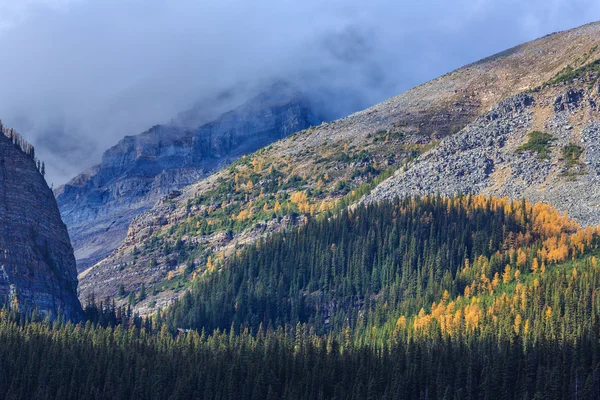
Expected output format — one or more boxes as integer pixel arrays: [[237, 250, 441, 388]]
[[0, 125, 82, 319]]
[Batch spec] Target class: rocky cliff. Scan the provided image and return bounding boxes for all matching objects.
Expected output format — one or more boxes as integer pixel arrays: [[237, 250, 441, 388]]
[[0, 123, 82, 319], [56, 85, 321, 271]]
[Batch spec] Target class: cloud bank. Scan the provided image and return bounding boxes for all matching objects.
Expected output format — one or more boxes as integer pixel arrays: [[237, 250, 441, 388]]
[[0, 0, 599, 185]]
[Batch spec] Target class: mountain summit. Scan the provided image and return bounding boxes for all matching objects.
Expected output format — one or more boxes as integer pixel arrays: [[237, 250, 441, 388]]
[[56, 83, 321, 271]]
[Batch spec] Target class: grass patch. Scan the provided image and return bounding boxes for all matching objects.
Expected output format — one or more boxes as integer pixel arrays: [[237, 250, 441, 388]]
[[369, 129, 406, 143], [560, 143, 585, 178], [561, 143, 584, 167], [517, 131, 555, 159], [546, 58, 600, 86]]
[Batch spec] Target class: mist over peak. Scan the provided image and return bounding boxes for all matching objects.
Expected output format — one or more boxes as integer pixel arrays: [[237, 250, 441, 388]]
[[0, 0, 599, 185]]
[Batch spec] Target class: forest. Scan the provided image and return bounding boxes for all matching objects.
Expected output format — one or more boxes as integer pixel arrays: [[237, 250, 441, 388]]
[[1, 194, 600, 399]]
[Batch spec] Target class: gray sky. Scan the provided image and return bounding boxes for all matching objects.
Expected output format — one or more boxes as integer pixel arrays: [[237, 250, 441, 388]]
[[0, 0, 599, 186]]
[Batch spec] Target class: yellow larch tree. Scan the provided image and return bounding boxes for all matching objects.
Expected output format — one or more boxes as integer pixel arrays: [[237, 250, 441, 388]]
[[502, 265, 512, 284]]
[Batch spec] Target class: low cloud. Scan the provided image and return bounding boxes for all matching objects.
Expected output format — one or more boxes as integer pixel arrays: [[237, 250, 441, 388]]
[[0, 0, 599, 185]]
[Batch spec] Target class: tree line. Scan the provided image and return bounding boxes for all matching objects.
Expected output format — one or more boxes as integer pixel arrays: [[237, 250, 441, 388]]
[[0, 120, 45, 176]]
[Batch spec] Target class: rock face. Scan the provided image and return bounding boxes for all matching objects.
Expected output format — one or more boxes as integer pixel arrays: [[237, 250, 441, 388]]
[[56, 85, 321, 271], [0, 127, 82, 319]]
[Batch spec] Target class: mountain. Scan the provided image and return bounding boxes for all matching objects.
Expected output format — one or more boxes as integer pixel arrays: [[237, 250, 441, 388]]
[[78, 22, 600, 311], [56, 83, 321, 272], [0, 122, 82, 320]]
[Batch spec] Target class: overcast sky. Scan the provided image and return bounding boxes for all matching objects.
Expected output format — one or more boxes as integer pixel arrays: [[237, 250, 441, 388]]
[[0, 0, 599, 186]]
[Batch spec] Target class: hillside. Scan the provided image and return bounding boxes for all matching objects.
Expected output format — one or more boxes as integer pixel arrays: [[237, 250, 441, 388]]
[[79, 22, 600, 311], [366, 76, 600, 224], [57, 83, 321, 271], [3, 194, 600, 398], [0, 122, 82, 320], [160, 195, 596, 334]]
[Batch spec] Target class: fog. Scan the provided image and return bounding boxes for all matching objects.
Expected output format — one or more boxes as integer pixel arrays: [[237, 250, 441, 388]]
[[0, 0, 599, 186]]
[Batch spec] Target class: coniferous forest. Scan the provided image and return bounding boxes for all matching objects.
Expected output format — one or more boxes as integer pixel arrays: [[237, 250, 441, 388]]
[[2, 195, 600, 399]]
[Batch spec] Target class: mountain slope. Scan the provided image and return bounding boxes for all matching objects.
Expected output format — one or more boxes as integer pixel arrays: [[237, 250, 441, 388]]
[[162, 195, 590, 334], [0, 122, 82, 319], [80, 22, 600, 310], [57, 84, 321, 271], [366, 68, 600, 224]]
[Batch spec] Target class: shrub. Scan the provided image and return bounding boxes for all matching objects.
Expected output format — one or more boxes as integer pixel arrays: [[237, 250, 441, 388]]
[[517, 131, 555, 159], [561, 143, 584, 167]]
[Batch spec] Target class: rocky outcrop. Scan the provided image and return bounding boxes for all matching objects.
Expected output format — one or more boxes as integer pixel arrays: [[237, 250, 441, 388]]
[[56, 85, 321, 271], [367, 81, 600, 226], [0, 126, 82, 319]]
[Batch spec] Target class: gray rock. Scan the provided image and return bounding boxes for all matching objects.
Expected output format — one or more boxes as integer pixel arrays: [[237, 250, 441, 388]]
[[0, 131, 82, 319], [367, 86, 600, 227], [57, 85, 321, 271]]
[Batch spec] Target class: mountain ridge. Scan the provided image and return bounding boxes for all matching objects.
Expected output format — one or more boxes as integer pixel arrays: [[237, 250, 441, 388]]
[[79, 21, 600, 311], [57, 84, 321, 272]]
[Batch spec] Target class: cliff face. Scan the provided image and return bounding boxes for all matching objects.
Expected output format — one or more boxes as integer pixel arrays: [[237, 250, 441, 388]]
[[56, 86, 321, 271], [0, 128, 82, 319]]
